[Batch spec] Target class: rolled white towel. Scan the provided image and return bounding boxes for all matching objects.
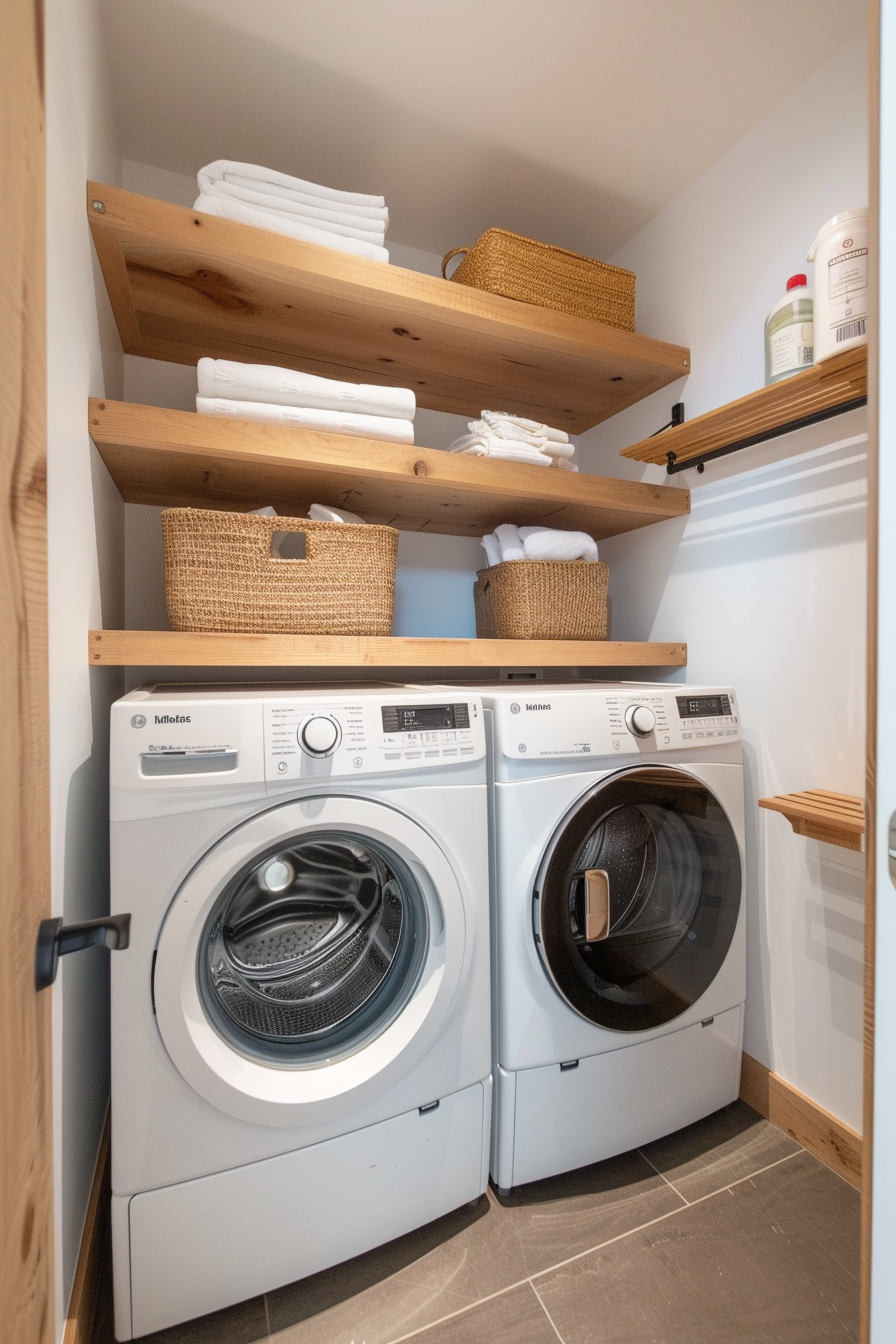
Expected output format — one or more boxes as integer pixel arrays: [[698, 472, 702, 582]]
[[480, 410, 569, 444], [555, 460, 579, 472], [198, 358, 416, 420], [481, 533, 502, 567], [192, 194, 389, 263], [196, 396, 414, 444], [201, 180, 387, 238], [198, 160, 386, 210], [495, 523, 526, 562], [518, 526, 599, 562]]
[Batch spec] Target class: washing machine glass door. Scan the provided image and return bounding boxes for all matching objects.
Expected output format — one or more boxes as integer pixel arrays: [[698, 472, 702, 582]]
[[537, 767, 741, 1031]]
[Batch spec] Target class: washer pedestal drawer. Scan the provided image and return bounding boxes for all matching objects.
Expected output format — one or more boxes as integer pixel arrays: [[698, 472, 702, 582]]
[[495, 1005, 742, 1191], [114, 1078, 491, 1340]]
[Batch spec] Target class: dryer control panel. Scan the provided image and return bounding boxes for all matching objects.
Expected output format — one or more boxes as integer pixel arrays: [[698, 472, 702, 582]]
[[488, 684, 740, 759]]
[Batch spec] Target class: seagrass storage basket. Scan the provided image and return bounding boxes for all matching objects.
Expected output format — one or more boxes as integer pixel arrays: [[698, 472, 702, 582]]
[[161, 508, 398, 635], [474, 561, 609, 641], [443, 229, 635, 331]]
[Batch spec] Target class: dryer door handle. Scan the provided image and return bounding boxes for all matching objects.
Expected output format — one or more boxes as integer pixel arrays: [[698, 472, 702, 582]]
[[34, 913, 131, 991], [584, 869, 610, 942]]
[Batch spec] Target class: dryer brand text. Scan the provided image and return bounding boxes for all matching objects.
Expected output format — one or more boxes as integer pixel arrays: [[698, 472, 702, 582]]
[[526, 704, 551, 710], [154, 714, 192, 724]]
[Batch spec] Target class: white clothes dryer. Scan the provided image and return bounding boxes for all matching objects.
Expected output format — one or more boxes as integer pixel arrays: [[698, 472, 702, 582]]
[[481, 682, 745, 1194], [109, 684, 491, 1340]]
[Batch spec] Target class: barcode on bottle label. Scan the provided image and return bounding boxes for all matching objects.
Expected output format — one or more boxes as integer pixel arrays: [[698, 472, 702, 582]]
[[836, 320, 866, 342], [799, 346, 814, 365]]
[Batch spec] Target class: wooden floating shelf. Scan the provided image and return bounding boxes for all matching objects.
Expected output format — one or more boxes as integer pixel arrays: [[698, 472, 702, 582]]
[[89, 399, 690, 538], [621, 347, 867, 472], [758, 790, 864, 852], [88, 630, 688, 669], [87, 183, 690, 435]]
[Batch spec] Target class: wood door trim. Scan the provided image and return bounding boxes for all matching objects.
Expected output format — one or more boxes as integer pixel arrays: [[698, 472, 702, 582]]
[[62, 1114, 109, 1344]]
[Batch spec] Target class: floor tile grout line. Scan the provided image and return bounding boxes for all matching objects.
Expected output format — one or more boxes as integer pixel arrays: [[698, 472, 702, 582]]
[[529, 1279, 568, 1343], [635, 1147, 690, 1205], [382, 1148, 807, 1344]]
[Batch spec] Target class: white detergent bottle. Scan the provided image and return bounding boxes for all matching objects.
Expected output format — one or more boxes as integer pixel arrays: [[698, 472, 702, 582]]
[[765, 274, 814, 384], [807, 207, 869, 362]]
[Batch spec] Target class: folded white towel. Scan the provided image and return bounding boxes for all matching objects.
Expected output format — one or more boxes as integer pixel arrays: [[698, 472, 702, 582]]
[[222, 172, 388, 222], [200, 180, 387, 243], [495, 523, 526, 562], [447, 431, 553, 466], [199, 160, 386, 211], [193, 194, 389, 263], [518, 526, 599, 562], [211, 180, 387, 231], [467, 420, 574, 460], [197, 358, 416, 420], [480, 410, 570, 445], [196, 396, 414, 443]]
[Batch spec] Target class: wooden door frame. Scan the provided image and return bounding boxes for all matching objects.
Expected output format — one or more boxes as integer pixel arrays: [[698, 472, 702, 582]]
[[0, 0, 54, 1340]]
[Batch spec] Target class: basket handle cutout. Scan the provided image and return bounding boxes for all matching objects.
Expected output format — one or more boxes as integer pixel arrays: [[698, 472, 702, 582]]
[[267, 520, 311, 562], [441, 247, 468, 279]]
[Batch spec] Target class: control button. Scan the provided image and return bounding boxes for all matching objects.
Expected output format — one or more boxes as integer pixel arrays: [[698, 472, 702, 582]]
[[353, 757, 363, 768], [625, 704, 656, 737], [384, 752, 401, 760], [405, 751, 422, 759], [277, 760, 288, 773], [298, 715, 341, 756]]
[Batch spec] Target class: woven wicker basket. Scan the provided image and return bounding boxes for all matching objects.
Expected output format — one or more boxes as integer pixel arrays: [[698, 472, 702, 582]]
[[162, 508, 398, 635], [443, 229, 635, 331], [474, 561, 609, 641]]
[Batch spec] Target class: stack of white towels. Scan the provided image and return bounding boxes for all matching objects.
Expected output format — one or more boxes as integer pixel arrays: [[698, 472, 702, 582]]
[[196, 358, 416, 445], [448, 410, 577, 470], [482, 524, 599, 566], [195, 161, 390, 263]]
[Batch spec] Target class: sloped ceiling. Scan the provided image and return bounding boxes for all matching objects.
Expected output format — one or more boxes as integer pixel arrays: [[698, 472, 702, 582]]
[[98, 0, 866, 257]]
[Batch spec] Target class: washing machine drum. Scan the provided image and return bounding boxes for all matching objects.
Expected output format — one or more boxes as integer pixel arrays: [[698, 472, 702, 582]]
[[537, 767, 741, 1032], [199, 832, 426, 1064]]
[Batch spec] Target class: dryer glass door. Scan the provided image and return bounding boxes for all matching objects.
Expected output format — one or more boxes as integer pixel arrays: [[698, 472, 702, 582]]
[[198, 830, 428, 1064], [537, 767, 741, 1031]]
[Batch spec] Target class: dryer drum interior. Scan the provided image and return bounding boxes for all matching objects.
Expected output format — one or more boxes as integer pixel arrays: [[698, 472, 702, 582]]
[[538, 768, 741, 1032], [197, 830, 429, 1064]]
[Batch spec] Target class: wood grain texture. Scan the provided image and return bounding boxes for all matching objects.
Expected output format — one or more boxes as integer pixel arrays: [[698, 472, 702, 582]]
[[740, 1053, 862, 1190], [759, 790, 865, 851], [621, 346, 867, 467], [85, 184, 690, 435], [0, 0, 53, 1339], [88, 398, 690, 538], [88, 630, 687, 669], [61, 1115, 109, 1344]]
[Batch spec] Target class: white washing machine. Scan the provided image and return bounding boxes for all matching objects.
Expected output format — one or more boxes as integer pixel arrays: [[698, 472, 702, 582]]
[[481, 682, 745, 1193], [109, 684, 491, 1340]]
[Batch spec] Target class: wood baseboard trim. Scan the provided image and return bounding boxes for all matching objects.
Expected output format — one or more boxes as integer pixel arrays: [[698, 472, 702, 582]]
[[62, 1110, 110, 1344], [740, 1052, 862, 1190]]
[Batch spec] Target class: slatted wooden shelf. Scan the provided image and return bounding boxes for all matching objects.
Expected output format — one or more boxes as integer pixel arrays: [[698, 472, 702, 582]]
[[758, 789, 865, 852], [88, 631, 688, 669], [621, 347, 867, 472], [89, 398, 690, 538], [87, 183, 690, 436]]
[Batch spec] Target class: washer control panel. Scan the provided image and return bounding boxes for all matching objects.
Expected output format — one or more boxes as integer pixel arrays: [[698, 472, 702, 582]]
[[265, 693, 484, 780], [491, 685, 740, 759]]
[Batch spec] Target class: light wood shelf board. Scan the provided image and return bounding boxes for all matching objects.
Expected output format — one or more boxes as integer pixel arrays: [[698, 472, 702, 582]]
[[621, 347, 867, 469], [88, 630, 688, 669], [89, 399, 690, 538], [87, 183, 690, 435], [759, 789, 864, 851]]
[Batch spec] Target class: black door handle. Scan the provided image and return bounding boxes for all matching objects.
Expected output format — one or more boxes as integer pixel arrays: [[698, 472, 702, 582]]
[[35, 913, 131, 991]]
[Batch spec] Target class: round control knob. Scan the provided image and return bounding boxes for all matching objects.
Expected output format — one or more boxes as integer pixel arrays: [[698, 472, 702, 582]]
[[299, 715, 341, 756], [625, 704, 656, 737]]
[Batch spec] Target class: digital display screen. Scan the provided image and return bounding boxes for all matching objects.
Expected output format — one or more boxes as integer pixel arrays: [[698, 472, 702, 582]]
[[676, 695, 732, 719], [381, 703, 471, 733]]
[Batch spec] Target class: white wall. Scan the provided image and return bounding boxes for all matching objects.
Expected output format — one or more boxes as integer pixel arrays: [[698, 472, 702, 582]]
[[46, 0, 124, 1334], [576, 33, 869, 1129]]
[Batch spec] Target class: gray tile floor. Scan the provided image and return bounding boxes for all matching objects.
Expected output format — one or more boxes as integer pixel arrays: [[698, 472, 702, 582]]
[[93, 1101, 860, 1344]]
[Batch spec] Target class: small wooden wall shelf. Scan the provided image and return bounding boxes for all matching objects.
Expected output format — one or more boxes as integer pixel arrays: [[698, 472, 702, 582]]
[[87, 183, 690, 435], [88, 631, 687, 669], [621, 347, 867, 474], [759, 790, 864, 851], [89, 399, 690, 538]]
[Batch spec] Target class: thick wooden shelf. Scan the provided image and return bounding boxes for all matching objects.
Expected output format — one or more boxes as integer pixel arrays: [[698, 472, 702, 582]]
[[759, 789, 864, 852], [88, 630, 687, 669], [89, 399, 690, 538], [87, 183, 690, 436], [621, 347, 867, 472]]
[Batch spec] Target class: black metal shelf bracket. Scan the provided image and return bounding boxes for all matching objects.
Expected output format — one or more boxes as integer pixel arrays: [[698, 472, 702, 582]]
[[664, 395, 868, 476], [35, 913, 131, 991]]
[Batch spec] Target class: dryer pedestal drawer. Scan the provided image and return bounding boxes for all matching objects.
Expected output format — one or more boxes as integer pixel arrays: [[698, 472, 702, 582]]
[[498, 1006, 742, 1190], [116, 1079, 491, 1340]]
